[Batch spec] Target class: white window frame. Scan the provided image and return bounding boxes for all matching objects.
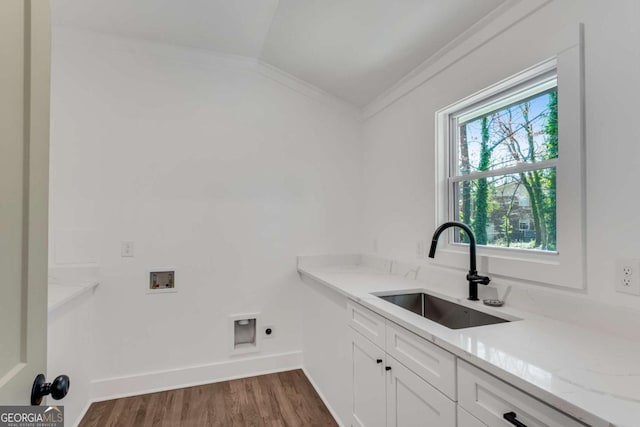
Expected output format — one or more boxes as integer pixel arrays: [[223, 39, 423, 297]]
[[435, 53, 585, 290], [448, 69, 558, 254]]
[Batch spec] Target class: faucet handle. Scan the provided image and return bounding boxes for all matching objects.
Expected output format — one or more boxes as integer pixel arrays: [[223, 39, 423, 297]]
[[467, 273, 491, 285]]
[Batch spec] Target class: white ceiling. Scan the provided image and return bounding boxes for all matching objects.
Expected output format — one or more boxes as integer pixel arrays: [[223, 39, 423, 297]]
[[51, 0, 281, 58], [51, 0, 507, 107]]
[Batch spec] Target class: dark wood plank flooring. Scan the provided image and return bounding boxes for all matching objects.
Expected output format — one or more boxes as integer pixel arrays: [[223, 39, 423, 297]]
[[79, 369, 337, 427]]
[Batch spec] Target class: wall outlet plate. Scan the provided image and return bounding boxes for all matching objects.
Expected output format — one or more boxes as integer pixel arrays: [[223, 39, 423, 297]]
[[615, 258, 640, 295]]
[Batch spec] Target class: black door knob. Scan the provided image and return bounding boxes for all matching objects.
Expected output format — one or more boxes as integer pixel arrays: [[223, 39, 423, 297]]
[[31, 374, 70, 405], [385, 366, 392, 371], [376, 359, 383, 364]]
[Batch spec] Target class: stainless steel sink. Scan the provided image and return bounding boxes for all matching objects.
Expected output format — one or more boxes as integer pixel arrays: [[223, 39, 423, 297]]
[[378, 292, 509, 329]]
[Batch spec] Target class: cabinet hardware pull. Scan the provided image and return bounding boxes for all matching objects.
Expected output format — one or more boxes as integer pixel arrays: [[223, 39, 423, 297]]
[[376, 359, 383, 364], [503, 411, 527, 427], [385, 366, 392, 371]]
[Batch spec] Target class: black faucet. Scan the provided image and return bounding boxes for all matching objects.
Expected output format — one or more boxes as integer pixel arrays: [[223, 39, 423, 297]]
[[428, 221, 490, 301]]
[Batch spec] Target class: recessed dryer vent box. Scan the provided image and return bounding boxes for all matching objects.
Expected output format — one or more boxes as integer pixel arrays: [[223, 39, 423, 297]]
[[147, 269, 176, 294], [230, 313, 260, 354]]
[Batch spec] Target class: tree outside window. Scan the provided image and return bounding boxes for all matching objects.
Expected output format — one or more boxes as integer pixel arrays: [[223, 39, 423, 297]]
[[452, 84, 558, 251]]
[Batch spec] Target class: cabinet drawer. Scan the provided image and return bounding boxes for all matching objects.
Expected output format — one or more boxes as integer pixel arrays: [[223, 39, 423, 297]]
[[458, 406, 487, 427], [347, 301, 386, 349], [458, 360, 586, 427], [385, 321, 456, 399]]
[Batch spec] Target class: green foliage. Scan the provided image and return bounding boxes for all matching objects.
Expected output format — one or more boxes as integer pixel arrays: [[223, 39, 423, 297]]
[[458, 88, 558, 251], [472, 117, 490, 245], [544, 91, 558, 250]]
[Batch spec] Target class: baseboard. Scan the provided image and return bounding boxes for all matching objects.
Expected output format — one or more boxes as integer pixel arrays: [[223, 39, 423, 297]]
[[72, 400, 94, 427], [90, 351, 303, 402], [302, 367, 345, 427]]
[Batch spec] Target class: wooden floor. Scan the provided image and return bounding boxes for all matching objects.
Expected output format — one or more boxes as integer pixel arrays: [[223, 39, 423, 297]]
[[79, 369, 337, 427]]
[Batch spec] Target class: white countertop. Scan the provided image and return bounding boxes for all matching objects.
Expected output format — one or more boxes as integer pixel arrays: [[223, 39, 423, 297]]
[[298, 258, 640, 427], [48, 281, 98, 314], [47, 266, 99, 314]]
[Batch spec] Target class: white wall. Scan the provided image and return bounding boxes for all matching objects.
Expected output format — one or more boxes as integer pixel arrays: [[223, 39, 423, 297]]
[[49, 27, 363, 395], [361, 0, 640, 310], [47, 292, 95, 427]]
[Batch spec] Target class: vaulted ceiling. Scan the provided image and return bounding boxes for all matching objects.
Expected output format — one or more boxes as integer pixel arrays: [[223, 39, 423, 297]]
[[51, 0, 508, 107]]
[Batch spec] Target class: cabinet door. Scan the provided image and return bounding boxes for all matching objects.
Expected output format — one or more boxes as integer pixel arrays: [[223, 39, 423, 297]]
[[386, 356, 455, 427], [350, 329, 387, 427]]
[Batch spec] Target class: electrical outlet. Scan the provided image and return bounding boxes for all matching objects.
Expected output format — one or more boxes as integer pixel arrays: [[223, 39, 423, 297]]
[[615, 258, 640, 295], [121, 241, 134, 257], [263, 326, 275, 339]]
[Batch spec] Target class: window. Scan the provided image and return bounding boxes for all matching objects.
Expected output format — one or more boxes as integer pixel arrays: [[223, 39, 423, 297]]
[[435, 54, 585, 289], [451, 75, 557, 252]]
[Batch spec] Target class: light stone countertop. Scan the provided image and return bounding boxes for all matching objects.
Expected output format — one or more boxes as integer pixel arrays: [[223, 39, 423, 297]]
[[48, 281, 99, 314], [48, 266, 99, 314], [298, 255, 640, 427]]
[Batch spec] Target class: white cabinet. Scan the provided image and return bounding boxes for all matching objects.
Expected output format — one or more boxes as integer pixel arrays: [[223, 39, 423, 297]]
[[348, 302, 455, 427], [385, 320, 456, 399], [458, 407, 487, 427], [348, 301, 387, 349], [458, 360, 586, 427], [386, 356, 456, 427], [350, 328, 387, 427]]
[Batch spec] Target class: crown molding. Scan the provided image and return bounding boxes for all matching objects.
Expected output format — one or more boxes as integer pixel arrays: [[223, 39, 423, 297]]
[[254, 60, 361, 119]]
